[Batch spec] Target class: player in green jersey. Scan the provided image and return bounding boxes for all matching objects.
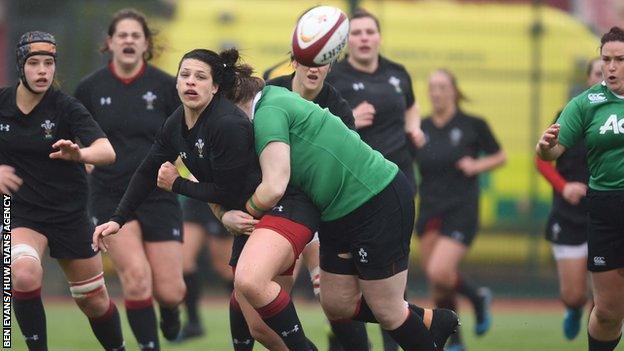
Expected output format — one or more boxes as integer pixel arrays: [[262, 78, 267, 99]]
[[537, 27, 624, 351], [226, 73, 460, 350]]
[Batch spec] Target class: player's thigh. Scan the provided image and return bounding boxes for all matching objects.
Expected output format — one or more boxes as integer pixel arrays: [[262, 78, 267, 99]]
[[319, 270, 361, 318], [104, 220, 151, 274], [427, 236, 468, 279], [145, 240, 184, 288], [182, 222, 206, 269]]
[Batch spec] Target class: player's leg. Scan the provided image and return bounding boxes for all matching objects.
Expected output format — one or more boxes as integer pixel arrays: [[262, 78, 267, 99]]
[[11, 227, 48, 350], [104, 220, 161, 349], [59, 254, 125, 350], [179, 220, 206, 340], [145, 240, 186, 341], [234, 223, 313, 350], [552, 243, 588, 340], [587, 269, 624, 351]]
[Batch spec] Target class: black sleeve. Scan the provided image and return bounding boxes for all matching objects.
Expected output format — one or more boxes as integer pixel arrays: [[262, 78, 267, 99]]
[[73, 80, 92, 114], [327, 86, 355, 130], [172, 164, 250, 208], [474, 118, 501, 155], [402, 69, 416, 109], [110, 124, 178, 225], [212, 116, 255, 170], [64, 96, 106, 146]]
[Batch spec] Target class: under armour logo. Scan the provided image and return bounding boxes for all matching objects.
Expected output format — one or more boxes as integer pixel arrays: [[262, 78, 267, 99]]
[[195, 139, 205, 158], [138, 341, 156, 349], [0, 124, 9, 132], [172, 228, 181, 237], [352, 82, 364, 91], [273, 205, 284, 212], [179, 152, 187, 159], [451, 231, 465, 242], [142, 91, 157, 110], [233, 338, 253, 345], [24, 334, 39, 341], [358, 248, 368, 263], [100, 97, 112, 105], [281, 324, 300, 337]]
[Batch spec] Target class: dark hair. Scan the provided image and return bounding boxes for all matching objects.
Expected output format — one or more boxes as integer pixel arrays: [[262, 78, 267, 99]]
[[600, 26, 624, 52], [100, 8, 158, 61], [178, 48, 264, 100], [433, 69, 468, 105], [585, 57, 601, 77], [350, 8, 381, 33]]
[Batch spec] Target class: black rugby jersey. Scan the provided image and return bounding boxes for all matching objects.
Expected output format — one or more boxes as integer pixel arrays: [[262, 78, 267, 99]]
[[75, 63, 180, 193], [111, 94, 260, 225], [268, 74, 355, 129], [0, 86, 106, 223], [416, 110, 500, 209], [326, 56, 415, 155]]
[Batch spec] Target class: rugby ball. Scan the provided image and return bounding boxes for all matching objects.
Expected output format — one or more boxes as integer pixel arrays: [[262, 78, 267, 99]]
[[292, 6, 349, 67]]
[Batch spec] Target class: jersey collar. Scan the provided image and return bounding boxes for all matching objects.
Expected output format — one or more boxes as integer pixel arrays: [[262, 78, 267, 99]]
[[108, 60, 147, 85], [250, 90, 263, 121]]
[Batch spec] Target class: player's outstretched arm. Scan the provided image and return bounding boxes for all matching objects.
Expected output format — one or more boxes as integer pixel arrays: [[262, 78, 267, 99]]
[[536, 123, 566, 161]]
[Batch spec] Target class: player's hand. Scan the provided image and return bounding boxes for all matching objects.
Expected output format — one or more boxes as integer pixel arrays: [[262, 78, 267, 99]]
[[408, 127, 426, 148], [92, 221, 120, 252], [537, 124, 560, 151], [562, 182, 587, 205], [353, 101, 375, 129], [222, 210, 259, 236], [157, 161, 180, 192], [0, 165, 23, 195], [456, 156, 480, 177], [49, 139, 82, 162]]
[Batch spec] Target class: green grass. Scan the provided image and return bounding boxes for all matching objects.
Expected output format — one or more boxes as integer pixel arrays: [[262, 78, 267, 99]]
[[8, 300, 611, 351]]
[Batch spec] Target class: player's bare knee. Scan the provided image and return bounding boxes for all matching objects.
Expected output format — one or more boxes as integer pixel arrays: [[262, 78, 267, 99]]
[[11, 244, 43, 291], [320, 295, 357, 320], [234, 271, 264, 299], [561, 289, 586, 309], [120, 264, 152, 298], [154, 281, 186, 307], [593, 305, 621, 327]]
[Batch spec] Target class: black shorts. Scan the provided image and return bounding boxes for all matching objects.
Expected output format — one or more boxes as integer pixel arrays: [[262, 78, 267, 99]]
[[586, 190, 624, 272], [228, 187, 320, 270], [416, 199, 478, 246], [545, 212, 588, 245], [318, 171, 414, 280], [12, 213, 97, 259], [182, 196, 229, 238], [90, 189, 182, 242]]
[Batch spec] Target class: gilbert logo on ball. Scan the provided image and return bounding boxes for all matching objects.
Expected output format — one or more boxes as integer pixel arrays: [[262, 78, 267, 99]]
[[292, 6, 349, 67]]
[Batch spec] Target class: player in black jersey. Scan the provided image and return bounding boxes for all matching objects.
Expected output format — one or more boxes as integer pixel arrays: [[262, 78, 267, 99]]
[[325, 9, 423, 350], [535, 58, 600, 341], [266, 59, 370, 351], [326, 8, 424, 195], [92, 48, 319, 351], [1, 31, 124, 351], [415, 69, 506, 351], [74, 9, 184, 348]]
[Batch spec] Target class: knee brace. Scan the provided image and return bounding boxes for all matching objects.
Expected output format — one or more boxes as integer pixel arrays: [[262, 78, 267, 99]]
[[69, 272, 105, 299], [309, 266, 320, 297], [11, 244, 40, 264]]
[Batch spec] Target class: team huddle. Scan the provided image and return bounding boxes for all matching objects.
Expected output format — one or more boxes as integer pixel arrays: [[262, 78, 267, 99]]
[[0, 5, 622, 351]]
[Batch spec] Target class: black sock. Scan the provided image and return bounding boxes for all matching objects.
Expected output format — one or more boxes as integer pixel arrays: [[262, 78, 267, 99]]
[[256, 289, 311, 351], [13, 288, 47, 351], [159, 305, 181, 341], [329, 319, 369, 351], [455, 274, 480, 307], [229, 292, 254, 351], [125, 298, 159, 350], [381, 327, 399, 351], [88, 301, 126, 351], [435, 295, 460, 345], [352, 297, 378, 323], [386, 310, 435, 351], [588, 333, 622, 351], [183, 272, 201, 325]]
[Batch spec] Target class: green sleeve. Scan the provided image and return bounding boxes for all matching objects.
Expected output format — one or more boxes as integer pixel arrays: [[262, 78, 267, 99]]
[[556, 98, 584, 149], [253, 105, 291, 155]]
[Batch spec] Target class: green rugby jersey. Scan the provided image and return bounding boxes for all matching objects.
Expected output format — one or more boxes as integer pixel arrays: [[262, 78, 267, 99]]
[[558, 83, 624, 190], [253, 86, 398, 221]]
